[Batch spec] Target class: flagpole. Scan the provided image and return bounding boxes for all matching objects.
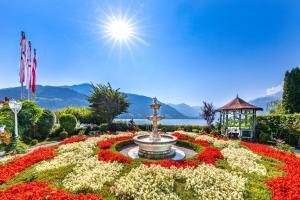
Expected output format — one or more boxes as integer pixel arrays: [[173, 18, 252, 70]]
[[20, 31, 26, 100]]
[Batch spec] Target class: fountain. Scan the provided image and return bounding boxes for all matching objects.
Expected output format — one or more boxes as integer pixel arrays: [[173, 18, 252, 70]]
[[132, 97, 183, 159]]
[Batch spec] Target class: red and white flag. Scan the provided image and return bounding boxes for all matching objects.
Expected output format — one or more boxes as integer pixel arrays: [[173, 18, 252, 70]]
[[31, 48, 37, 94], [19, 32, 26, 87], [26, 41, 32, 90]]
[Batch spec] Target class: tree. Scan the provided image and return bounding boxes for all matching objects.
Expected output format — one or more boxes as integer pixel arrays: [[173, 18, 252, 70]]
[[268, 100, 285, 114], [88, 83, 130, 125], [200, 101, 216, 126], [282, 67, 300, 113]]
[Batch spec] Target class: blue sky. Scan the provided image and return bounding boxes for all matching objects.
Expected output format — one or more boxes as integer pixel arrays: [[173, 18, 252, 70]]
[[0, 0, 300, 106]]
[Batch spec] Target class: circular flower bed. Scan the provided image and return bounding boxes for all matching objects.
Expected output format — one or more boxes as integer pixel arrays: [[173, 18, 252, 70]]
[[0, 131, 299, 200]]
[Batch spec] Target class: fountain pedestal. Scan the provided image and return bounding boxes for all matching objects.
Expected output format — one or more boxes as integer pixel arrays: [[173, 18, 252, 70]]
[[132, 97, 182, 160]]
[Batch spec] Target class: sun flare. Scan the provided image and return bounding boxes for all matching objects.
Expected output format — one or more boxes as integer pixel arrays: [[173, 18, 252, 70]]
[[101, 11, 147, 52]]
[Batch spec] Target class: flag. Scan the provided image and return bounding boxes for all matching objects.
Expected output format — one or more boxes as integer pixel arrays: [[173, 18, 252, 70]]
[[26, 41, 32, 90], [32, 48, 37, 94], [19, 32, 26, 88]]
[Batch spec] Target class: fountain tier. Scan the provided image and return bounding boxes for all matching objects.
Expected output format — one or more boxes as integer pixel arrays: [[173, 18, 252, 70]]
[[132, 97, 184, 160]]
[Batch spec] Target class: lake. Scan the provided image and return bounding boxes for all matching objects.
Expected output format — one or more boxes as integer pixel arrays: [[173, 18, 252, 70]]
[[115, 118, 206, 125]]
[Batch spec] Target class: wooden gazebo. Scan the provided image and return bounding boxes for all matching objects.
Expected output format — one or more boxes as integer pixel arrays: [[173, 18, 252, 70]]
[[217, 96, 263, 140]]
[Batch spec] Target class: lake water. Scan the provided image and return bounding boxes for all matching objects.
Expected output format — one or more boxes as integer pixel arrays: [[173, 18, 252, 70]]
[[115, 118, 206, 125]]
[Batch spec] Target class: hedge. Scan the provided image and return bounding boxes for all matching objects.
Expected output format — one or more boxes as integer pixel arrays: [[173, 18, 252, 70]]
[[256, 114, 300, 146]]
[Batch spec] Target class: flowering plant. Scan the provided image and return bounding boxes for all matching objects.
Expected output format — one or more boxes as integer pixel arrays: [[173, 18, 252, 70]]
[[172, 132, 188, 140], [196, 146, 223, 165], [144, 160, 199, 168], [0, 181, 103, 199], [98, 150, 131, 164], [59, 136, 88, 145], [0, 147, 57, 184], [0, 131, 10, 145]]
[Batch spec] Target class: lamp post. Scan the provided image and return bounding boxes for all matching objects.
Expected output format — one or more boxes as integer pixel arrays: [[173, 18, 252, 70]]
[[9, 100, 22, 138]]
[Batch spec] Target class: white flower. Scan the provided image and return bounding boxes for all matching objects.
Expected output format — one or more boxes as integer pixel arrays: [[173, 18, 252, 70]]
[[181, 164, 246, 200], [221, 147, 267, 176], [63, 157, 123, 192]]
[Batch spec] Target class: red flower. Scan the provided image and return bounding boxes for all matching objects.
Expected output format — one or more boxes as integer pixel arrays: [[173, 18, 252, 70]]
[[188, 138, 210, 147], [195, 146, 223, 166], [144, 160, 199, 168], [0, 181, 103, 200], [0, 147, 57, 184], [97, 136, 133, 149], [98, 139, 116, 149], [59, 136, 88, 145], [98, 150, 131, 164], [241, 141, 300, 200], [172, 132, 188, 140]]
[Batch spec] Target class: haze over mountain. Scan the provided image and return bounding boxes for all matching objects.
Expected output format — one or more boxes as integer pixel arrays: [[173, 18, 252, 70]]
[[249, 91, 283, 114], [168, 103, 200, 118]]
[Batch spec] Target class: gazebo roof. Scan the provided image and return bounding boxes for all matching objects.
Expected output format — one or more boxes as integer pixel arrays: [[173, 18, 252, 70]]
[[217, 96, 263, 111]]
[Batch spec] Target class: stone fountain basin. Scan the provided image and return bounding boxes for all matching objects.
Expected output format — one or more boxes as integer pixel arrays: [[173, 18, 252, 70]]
[[133, 135, 177, 153]]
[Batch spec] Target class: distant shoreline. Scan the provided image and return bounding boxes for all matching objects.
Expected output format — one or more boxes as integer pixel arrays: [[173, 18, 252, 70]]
[[115, 118, 206, 126]]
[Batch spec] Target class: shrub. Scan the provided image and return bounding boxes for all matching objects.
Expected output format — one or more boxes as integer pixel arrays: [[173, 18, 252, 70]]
[[60, 130, 68, 139], [35, 110, 55, 140], [100, 123, 109, 132], [192, 129, 199, 133], [55, 107, 94, 124], [31, 139, 39, 146], [13, 140, 29, 154], [259, 132, 270, 144], [59, 114, 77, 135], [256, 114, 300, 146]]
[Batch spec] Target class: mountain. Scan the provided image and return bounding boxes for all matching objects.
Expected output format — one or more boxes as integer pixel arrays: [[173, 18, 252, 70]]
[[168, 103, 200, 118], [249, 91, 283, 114], [0, 84, 189, 119], [0, 85, 88, 110]]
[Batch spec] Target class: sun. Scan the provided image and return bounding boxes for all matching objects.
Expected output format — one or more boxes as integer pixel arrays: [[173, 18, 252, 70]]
[[100, 10, 147, 53], [106, 18, 134, 41]]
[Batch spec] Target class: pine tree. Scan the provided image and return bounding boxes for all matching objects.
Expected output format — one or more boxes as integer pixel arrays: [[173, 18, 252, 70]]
[[282, 67, 300, 113]]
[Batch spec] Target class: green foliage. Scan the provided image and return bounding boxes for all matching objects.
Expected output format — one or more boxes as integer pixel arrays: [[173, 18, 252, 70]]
[[268, 100, 285, 114], [55, 107, 94, 124], [0, 103, 14, 133], [256, 114, 300, 146], [99, 123, 109, 132], [259, 132, 270, 144], [59, 130, 68, 139], [283, 67, 300, 114], [18, 101, 43, 137], [88, 83, 130, 125], [31, 139, 39, 145], [35, 109, 55, 140], [59, 114, 77, 134], [192, 129, 199, 133]]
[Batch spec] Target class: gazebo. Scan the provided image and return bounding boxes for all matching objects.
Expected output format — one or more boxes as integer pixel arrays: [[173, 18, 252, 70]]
[[217, 95, 263, 140]]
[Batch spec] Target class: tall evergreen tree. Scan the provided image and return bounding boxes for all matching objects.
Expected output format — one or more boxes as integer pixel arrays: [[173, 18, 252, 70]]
[[282, 67, 300, 113]]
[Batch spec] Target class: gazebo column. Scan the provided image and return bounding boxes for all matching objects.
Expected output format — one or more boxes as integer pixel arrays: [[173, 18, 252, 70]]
[[252, 109, 257, 140], [238, 110, 242, 129], [233, 111, 236, 127], [226, 111, 229, 129], [245, 111, 248, 127]]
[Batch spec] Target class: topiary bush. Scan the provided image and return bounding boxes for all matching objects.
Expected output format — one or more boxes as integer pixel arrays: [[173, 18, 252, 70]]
[[35, 110, 55, 140], [59, 114, 77, 135]]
